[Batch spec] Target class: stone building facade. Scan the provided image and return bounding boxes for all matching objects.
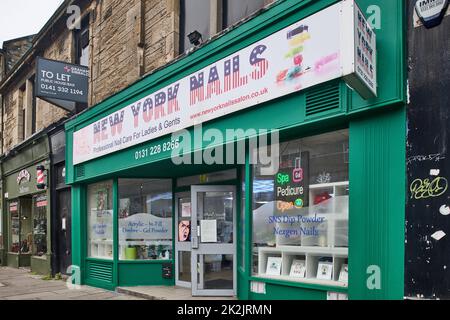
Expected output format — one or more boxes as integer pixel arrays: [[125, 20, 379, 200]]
[[1, 0, 275, 152], [0, 0, 273, 275]]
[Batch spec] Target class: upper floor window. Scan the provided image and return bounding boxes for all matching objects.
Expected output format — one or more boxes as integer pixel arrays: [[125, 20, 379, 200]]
[[75, 16, 90, 67], [19, 84, 26, 141], [180, 0, 267, 53], [223, 0, 265, 27], [17, 77, 36, 141], [74, 16, 90, 112]]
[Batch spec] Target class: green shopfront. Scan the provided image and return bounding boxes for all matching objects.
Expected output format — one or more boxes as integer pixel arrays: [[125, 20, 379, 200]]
[[65, 0, 406, 299], [0, 135, 51, 274]]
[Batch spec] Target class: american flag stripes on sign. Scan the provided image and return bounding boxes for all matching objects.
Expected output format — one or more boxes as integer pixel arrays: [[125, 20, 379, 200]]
[[250, 44, 269, 80], [206, 66, 221, 99], [224, 60, 232, 92], [190, 73, 204, 105], [168, 84, 180, 113], [232, 56, 248, 88], [168, 98, 179, 113]]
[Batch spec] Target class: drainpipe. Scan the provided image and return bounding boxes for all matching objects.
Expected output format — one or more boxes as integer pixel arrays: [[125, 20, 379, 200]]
[[138, 0, 146, 76], [47, 129, 58, 276]]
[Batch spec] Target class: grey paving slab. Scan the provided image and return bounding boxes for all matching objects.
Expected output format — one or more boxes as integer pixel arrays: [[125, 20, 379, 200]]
[[0, 267, 141, 300], [71, 292, 119, 300], [117, 286, 236, 300]]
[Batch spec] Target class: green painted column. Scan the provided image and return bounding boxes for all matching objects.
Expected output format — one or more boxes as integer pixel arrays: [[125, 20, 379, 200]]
[[70, 184, 85, 285], [348, 106, 406, 299]]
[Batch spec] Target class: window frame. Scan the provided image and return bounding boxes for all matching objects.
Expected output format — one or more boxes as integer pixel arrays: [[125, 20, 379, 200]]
[[73, 14, 90, 113], [86, 180, 114, 260], [117, 178, 173, 261], [32, 193, 48, 257], [179, 0, 268, 54], [250, 129, 350, 288]]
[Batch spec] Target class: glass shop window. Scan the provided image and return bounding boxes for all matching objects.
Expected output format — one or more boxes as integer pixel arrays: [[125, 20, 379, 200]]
[[9, 199, 32, 254], [180, 0, 211, 52], [33, 194, 48, 256], [87, 181, 113, 259], [9, 201, 20, 253], [118, 179, 173, 260], [252, 129, 349, 285], [176, 169, 237, 187], [223, 0, 265, 27], [75, 16, 90, 67], [179, 0, 267, 53]]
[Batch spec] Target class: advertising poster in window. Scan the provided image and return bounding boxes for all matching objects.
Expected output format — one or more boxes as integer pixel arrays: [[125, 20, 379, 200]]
[[119, 213, 172, 240], [89, 209, 113, 240], [90, 188, 112, 240], [178, 220, 191, 242], [275, 151, 310, 210]]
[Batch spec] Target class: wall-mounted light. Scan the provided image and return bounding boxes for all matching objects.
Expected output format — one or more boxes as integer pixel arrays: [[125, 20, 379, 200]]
[[187, 30, 203, 46], [36, 165, 47, 190]]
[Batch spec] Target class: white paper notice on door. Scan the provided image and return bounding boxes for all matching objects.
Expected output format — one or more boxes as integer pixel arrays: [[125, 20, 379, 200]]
[[181, 202, 191, 217], [200, 219, 217, 243]]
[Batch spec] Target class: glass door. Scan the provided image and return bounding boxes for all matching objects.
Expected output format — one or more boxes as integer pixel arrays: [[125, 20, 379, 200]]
[[175, 192, 192, 288], [191, 185, 236, 296]]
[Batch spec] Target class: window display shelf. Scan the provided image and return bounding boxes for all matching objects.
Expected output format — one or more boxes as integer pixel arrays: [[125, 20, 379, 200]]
[[89, 239, 113, 259], [309, 181, 349, 189], [258, 179, 349, 286], [257, 246, 348, 286], [119, 241, 172, 260], [255, 274, 348, 288]]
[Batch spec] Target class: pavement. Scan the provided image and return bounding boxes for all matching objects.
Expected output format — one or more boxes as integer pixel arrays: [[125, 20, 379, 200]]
[[116, 285, 236, 300], [0, 267, 143, 300]]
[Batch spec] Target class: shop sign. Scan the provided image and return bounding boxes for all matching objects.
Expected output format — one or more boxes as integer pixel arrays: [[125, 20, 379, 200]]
[[16, 169, 31, 184], [73, 0, 376, 165], [35, 195, 48, 208], [119, 213, 172, 240], [275, 152, 310, 212], [90, 209, 113, 239], [36, 57, 88, 111], [415, 0, 449, 28], [9, 202, 18, 212], [342, 1, 377, 99]]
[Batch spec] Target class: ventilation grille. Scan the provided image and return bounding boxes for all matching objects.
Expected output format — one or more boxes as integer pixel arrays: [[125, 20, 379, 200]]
[[75, 165, 85, 178], [305, 82, 341, 117], [87, 261, 113, 283]]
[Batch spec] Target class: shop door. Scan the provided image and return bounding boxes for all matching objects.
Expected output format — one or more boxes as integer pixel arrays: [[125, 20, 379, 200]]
[[175, 192, 192, 288], [191, 185, 236, 296], [18, 197, 32, 256], [56, 189, 71, 274]]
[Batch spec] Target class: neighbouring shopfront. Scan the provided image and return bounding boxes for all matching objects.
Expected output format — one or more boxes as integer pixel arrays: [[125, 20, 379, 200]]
[[49, 126, 72, 276], [65, 0, 406, 299], [0, 169, 4, 266], [1, 135, 52, 274]]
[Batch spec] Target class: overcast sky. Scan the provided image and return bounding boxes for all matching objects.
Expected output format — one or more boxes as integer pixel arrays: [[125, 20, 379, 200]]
[[0, 0, 64, 47]]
